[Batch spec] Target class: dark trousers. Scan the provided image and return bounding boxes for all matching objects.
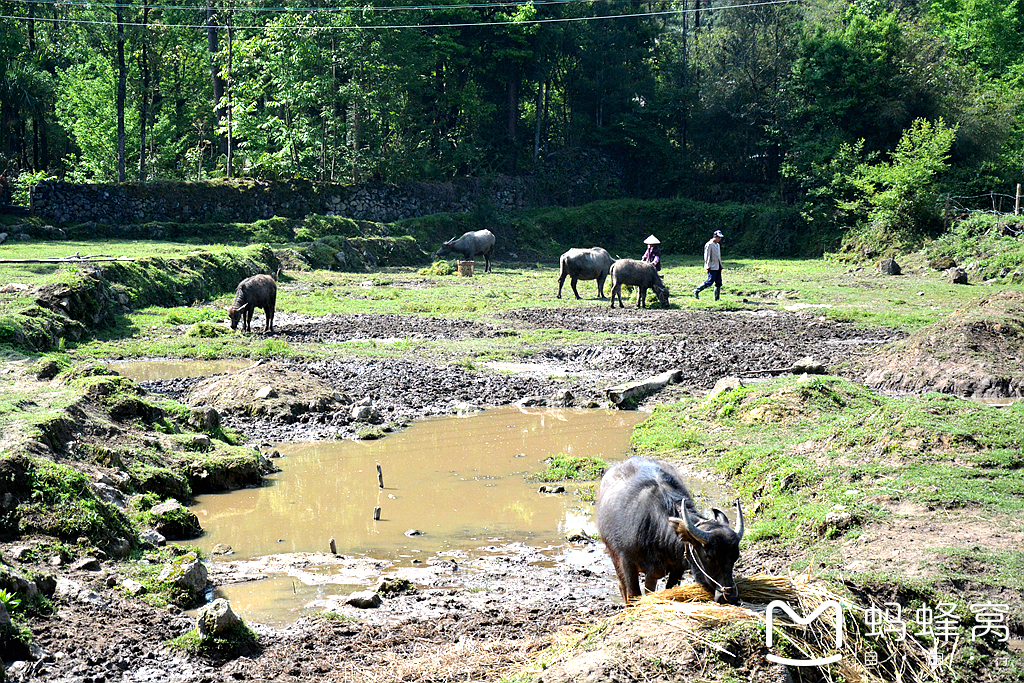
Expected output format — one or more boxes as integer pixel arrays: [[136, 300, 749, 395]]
[[696, 269, 722, 291]]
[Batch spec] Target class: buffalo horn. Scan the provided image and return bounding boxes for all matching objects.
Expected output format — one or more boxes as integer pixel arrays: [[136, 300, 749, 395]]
[[734, 498, 745, 541], [669, 503, 713, 546]]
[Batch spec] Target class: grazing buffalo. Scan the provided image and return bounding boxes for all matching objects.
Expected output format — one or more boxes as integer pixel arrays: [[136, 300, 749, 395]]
[[608, 259, 669, 309], [435, 229, 496, 273], [557, 247, 614, 299], [596, 457, 744, 605], [228, 274, 277, 333]]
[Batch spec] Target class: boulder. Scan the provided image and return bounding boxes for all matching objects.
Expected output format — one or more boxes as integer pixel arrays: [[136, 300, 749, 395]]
[[790, 357, 826, 374], [187, 406, 220, 431], [706, 376, 744, 401], [928, 256, 956, 271], [139, 529, 167, 547], [197, 598, 243, 638], [157, 555, 208, 603], [150, 500, 203, 540], [345, 591, 382, 609], [878, 257, 901, 275], [947, 267, 969, 285]]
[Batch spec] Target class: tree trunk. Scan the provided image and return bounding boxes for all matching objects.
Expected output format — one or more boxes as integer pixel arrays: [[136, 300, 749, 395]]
[[116, 1, 126, 183], [139, 6, 149, 181], [207, 4, 226, 157]]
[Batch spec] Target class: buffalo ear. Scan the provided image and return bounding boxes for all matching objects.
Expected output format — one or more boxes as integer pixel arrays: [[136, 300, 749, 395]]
[[711, 508, 729, 524], [669, 508, 713, 546]]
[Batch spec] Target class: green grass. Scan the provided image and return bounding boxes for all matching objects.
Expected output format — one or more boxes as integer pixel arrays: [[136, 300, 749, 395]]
[[530, 454, 607, 482], [632, 376, 1024, 544]]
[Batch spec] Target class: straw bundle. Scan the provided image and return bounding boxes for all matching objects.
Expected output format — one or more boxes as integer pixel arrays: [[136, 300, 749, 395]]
[[620, 574, 938, 683]]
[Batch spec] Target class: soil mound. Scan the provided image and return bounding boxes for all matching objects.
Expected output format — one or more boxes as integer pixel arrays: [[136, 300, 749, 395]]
[[858, 290, 1024, 398], [185, 361, 346, 422]]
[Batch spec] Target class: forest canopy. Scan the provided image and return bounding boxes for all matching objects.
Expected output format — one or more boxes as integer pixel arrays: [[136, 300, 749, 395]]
[[2, 0, 1022, 243]]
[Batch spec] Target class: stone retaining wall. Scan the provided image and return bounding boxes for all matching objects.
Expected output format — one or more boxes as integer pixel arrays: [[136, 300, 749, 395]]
[[30, 177, 533, 225]]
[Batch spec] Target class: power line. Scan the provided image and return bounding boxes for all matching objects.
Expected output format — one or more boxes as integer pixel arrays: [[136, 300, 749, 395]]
[[0, 0, 799, 29], [8, 0, 599, 14]]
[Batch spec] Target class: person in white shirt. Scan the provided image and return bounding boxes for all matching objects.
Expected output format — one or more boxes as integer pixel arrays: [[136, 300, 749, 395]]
[[693, 230, 724, 301]]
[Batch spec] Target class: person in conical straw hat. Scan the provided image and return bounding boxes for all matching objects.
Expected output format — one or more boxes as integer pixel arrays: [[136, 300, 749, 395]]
[[642, 234, 662, 271]]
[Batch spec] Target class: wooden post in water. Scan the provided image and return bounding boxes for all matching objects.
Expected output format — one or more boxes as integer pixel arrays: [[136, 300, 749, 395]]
[[373, 506, 381, 521], [1016, 184, 1021, 216], [377, 463, 384, 489], [329, 538, 337, 554]]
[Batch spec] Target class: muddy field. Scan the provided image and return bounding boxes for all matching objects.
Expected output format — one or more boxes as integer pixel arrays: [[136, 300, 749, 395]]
[[143, 307, 902, 443], [3, 299, 1019, 683]]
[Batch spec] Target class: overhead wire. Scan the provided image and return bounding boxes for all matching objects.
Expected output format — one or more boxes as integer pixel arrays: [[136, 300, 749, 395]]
[[0, 0, 801, 29]]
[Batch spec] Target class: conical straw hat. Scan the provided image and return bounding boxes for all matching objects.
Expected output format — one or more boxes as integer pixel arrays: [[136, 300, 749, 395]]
[[644, 235, 661, 245]]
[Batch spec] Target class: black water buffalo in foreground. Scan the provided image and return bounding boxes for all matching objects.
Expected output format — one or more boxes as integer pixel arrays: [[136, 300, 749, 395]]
[[608, 259, 669, 308], [596, 457, 744, 605], [435, 229, 496, 272], [228, 273, 277, 333], [557, 247, 614, 299]]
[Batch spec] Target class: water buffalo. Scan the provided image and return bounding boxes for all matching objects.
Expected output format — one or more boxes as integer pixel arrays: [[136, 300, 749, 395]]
[[227, 274, 277, 333], [608, 259, 669, 308], [596, 457, 744, 605], [435, 229, 496, 273], [557, 247, 614, 299]]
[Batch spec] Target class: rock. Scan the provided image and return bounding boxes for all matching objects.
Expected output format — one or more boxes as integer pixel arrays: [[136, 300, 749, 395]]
[[0, 282, 29, 293], [1012, 271, 1024, 284], [107, 537, 131, 559], [538, 485, 565, 494], [707, 376, 744, 400], [157, 556, 208, 602], [790, 357, 826, 374], [71, 557, 101, 572], [373, 576, 416, 596], [947, 267, 969, 285], [824, 510, 855, 531], [34, 358, 61, 380], [928, 256, 956, 270], [350, 404, 380, 422], [197, 598, 243, 638], [53, 577, 85, 601], [254, 385, 277, 400], [566, 528, 592, 543], [550, 389, 574, 407], [121, 578, 146, 596], [187, 406, 220, 431], [453, 402, 482, 416], [9, 546, 32, 562], [211, 544, 234, 556], [150, 500, 203, 540], [345, 591, 382, 609], [0, 601, 10, 629], [517, 396, 548, 408], [877, 257, 901, 275], [191, 434, 212, 449], [404, 529, 424, 537], [90, 481, 126, 509], [139, 528, 167, 547]]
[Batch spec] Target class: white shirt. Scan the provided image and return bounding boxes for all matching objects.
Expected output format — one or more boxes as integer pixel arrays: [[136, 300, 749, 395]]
[[704, 239, 722, 270]]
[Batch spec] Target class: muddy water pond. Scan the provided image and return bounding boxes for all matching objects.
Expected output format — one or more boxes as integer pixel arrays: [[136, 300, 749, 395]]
[[106, 358, 252, 381], [189, 407, 651, 561]]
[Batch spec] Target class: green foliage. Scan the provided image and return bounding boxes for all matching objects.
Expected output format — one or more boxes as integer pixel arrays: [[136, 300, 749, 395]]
[[167, 622, 259, 657], [928, 213, 1024, 279], [0, 587, 21, 611], [186, 322, 230, 338], [21, 457, 135, 545], [419, 260, 455, 276], [531, 454, 607, 482], [165, 309, 224, 326], [843, 118, 959, 252]]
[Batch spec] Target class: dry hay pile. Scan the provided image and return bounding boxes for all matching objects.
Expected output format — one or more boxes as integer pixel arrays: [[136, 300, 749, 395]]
[[532, 575, 937, 683], [858, 290, 1024, 398]]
